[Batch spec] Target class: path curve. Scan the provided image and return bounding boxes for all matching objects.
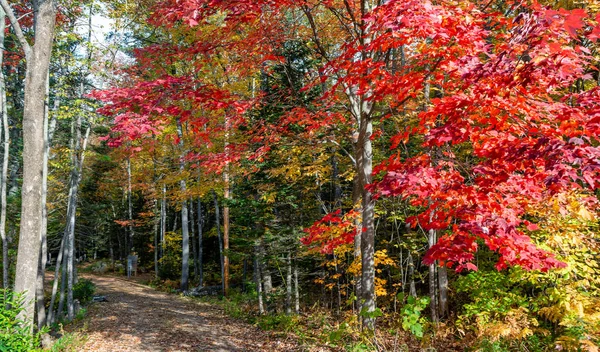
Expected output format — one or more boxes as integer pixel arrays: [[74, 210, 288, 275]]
[[75, 275, 301, 352]]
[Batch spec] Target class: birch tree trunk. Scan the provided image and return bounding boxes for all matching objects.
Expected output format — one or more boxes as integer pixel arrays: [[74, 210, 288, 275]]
[[294, 261, 300, 314], [176, 119, 189, 291], [67, 119, 91, 320], [286, 253, 292, 315], [428, 229, 439, 323], [191, 200, 198, 279], [66, 112, 82, 321], [259, 240, 272, 296], [62, 111, 91, 321], [161, 184, 166, 262], [352, 176, 362, 316], [1, 0, 57, 327], [127, 157, 134, 253], [254, 244, 264, 315], [0, 7, 9, 294], [212, 190, 224, 295], [57, 250, 67, 320], [438, 259, 449, 318], [47, 234, 65, 324], [154, 208, 159, 279], [408, 252, 417, 297], [223, 120, 230, 297]]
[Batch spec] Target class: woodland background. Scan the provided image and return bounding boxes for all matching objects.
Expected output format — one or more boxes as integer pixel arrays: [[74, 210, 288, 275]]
[[0, 0, 599, 351]]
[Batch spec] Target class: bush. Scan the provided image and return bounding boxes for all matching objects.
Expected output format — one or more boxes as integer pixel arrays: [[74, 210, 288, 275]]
[[73, 278, 95, 305], [0, 291, 42, 352], [158, 232, 182, 280]]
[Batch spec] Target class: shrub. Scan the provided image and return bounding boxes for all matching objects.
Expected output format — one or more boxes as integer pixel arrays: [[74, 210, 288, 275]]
[[73, 278, 95, 305], [0, 291, 42, 352]]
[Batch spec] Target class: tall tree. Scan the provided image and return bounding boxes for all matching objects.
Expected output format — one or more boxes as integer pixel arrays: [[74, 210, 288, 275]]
[[0, 7, 10, 294], [0, 0, 57, 327]]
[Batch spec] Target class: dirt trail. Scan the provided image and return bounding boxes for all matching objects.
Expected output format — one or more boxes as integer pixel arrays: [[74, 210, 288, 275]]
[[74, 275, 301, 352]]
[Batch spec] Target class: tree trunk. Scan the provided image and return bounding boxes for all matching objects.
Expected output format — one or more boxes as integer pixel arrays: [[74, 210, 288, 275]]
[[36, 75, 52, 329], [154, 209, 159, 279], [57, 254, 67, 320], [63, 110, 90, 321], [428, 229, 439, 323], [223, 177, 230, 297], [438, 263, 449, 318], [408, 252, 417, 297], [191, 199, 198, 279], [180, 197, 189, 291], [223, 108, 231, 297], [127, 157, 134, 253], [0, 7, 9, 294], [356, 110, 376, 330], [286, 253, 292, 315], [352, 175, 361, 316], [2, 0, 57, 328], [259, 240, 272, 296], [161, 184, 166, 262], [66, 113, 82, 321], [212, 190, 224, 295], [47, 234, 65, 325], [294, 261, 299, 314], [176, 119, 189, 291], [254, 245, 264, 315], [197, 198, 204, 287]]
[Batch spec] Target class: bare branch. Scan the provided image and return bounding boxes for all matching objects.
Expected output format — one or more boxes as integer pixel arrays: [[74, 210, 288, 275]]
[[0, 0, 32, 58]]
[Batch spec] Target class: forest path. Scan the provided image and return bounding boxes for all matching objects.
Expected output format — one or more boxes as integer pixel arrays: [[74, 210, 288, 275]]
[[74, 274, 300, 352]]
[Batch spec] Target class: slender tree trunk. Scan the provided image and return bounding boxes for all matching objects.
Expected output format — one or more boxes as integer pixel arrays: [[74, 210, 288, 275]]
[[438, 261, 449, 318], [154, 208, 159, 279], [356, 108, 376, 330], [213, 190, 224, 295], [223, 196, 229, 296], [180, 197, 190, 291], [191, 200, 198, 279], [408, 252, 417, 297], [428, 229, 439, 323], [223, 174, 230, 296], [286, 252, 292, 315], [259, 240, 272, 296], [254, 244, 264, 315], [116, 228, 123, 261], [171, 213, 178, 232], [0, 8, 9, 294], [64, 114, 90, 321], [352, 176, 362, 316], [66, 113, 82, 321], [161, 184, 166, 261], [36, 74, 51, 328], [127, 157, 134, 253], [3, 0, 57, 327], [197, 198, 204, 287], [294, 261, 299, 314], [332, 154, 342, 209], [242, 259, 247, 293], [176, 119, 189, 291], [47, 234, 65, 325], [57, 254, 67, 320], [223, 109, 231, 297]]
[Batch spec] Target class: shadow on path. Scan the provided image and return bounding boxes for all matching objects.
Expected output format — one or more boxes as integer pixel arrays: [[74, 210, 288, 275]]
[[76, 275, 297, 352]]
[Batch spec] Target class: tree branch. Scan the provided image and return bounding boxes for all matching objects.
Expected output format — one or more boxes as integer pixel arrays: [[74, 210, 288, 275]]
[[0, 0, 32, 59]]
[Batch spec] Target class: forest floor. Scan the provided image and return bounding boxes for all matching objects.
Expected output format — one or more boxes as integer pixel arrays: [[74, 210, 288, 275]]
[[69, 274, 313, 352]]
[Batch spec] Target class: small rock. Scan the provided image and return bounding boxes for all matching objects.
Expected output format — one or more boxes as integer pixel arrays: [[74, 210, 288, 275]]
[[93, 295, 108, 302], [41, 333, 54, 349]]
